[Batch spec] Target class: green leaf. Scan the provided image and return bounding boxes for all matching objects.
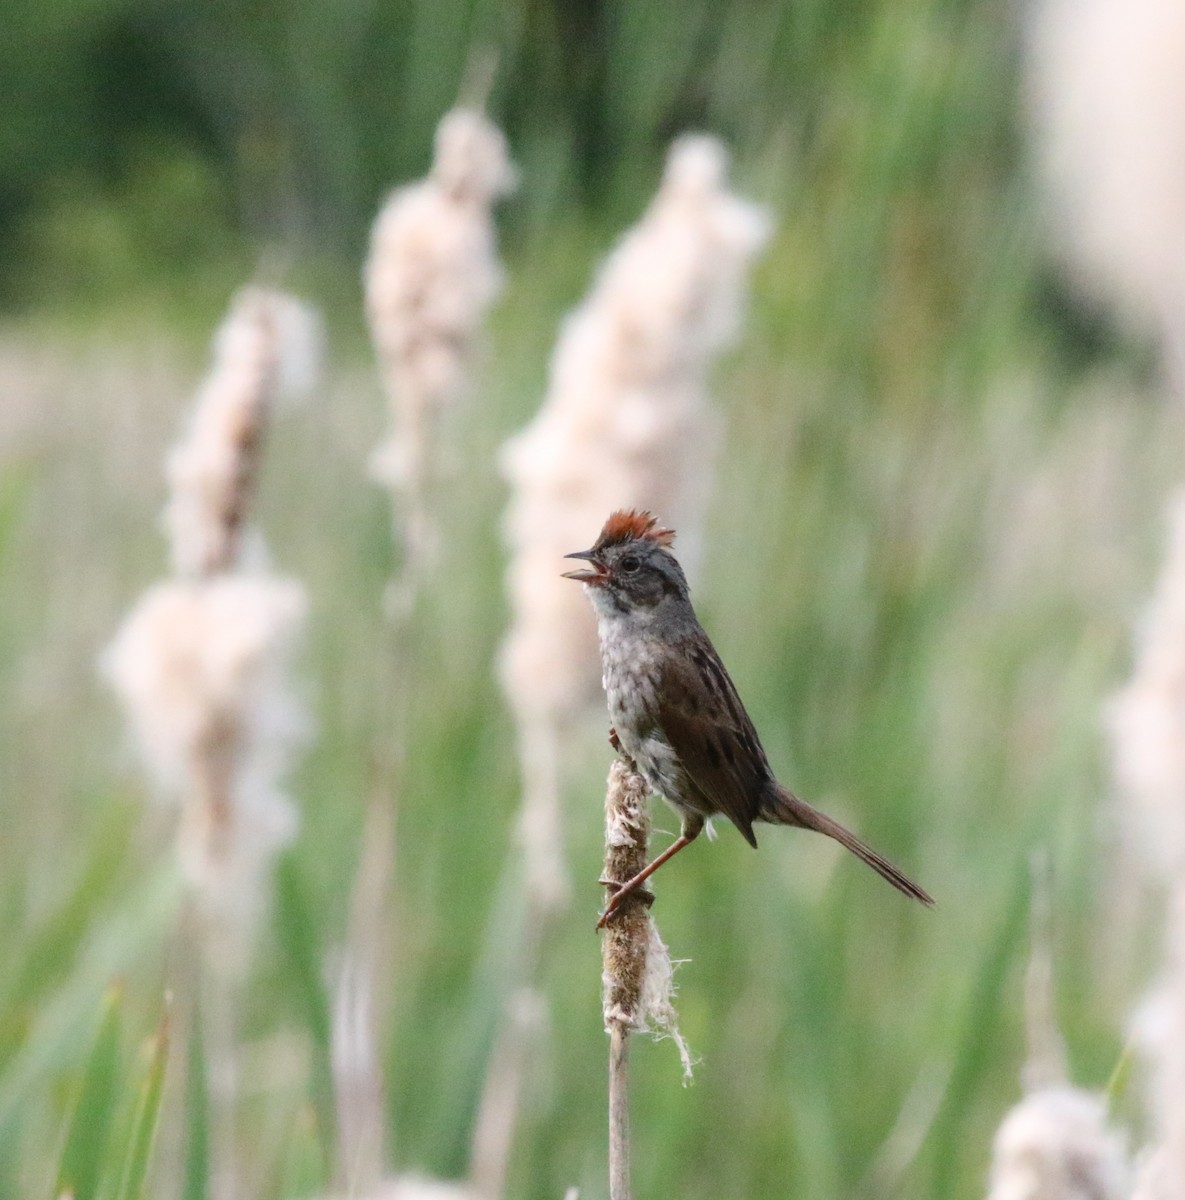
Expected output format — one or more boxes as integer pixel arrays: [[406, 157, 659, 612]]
[[55, 983, 123, 1200], [114, 1003, 171, 1200]]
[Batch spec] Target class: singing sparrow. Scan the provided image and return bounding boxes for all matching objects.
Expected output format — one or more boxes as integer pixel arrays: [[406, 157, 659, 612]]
[[564, 509, 934, 927]]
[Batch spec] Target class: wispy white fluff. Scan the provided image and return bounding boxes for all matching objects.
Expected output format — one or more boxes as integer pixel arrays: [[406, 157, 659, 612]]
[[637, 922, 694, 1083], [986, 1087, 1129, 1200], [1132, 1149, 1172, 1200], [364, 1177, 479, 1199], [1109, 490, 1185, 878], [1029, 0, 1185, 334], [498, 134, 769, 905], [165, 287, 321, 577], [103, 576, 308, 935], [366, 107, 515, 568]]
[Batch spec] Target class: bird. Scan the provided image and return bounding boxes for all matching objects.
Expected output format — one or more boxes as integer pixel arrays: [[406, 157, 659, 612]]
[[563, 508, 934, 928]]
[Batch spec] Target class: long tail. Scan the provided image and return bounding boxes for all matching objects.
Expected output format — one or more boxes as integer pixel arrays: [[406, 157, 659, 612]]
[[762, 785, 934, 906]]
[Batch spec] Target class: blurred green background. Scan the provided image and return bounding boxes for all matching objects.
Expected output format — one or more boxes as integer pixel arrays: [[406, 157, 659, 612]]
[[0, 0, 1171, 1197]]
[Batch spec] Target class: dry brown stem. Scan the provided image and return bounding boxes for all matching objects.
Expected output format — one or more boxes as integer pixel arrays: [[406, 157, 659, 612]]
[[601, 759, 653, 1200]]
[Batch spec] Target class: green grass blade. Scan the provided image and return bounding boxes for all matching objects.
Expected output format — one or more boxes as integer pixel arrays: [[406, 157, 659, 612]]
[[114, 1004, 171, 1200], [0, 866, 181, 1153], [183, 1002, 210, 1200], [926, 859, 1032, 1196], [279, 1103, 329, 1198], [55, 983, 123, 1200], [0, 802, 137, 1069], [0, 462, 30, 572], [274, 855, 338, 1166]]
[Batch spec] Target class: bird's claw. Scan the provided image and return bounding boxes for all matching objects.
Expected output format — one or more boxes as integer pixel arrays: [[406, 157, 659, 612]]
[[595, 881, 655, 930]]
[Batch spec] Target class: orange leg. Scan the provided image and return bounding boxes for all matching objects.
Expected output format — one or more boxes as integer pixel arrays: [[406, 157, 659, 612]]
[[597, 833, 697, 930]]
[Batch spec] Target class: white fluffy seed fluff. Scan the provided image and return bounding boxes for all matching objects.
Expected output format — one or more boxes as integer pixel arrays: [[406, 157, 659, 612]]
[[164, 287, 321, 577], [1029, 0, 1185, 332], [1109, 490, 1185, 879], [353, 1177, 479, 1200], [366, 107, 515, 497], [497, 136, 768, 912], [103, 576, 308, 935], [1131, 1148, 1172, 1200], [637, 921, 694, 1083], [499, 133, 770, 729], [102, 284, 320, 957], [986, 1087, 1129, 1200]]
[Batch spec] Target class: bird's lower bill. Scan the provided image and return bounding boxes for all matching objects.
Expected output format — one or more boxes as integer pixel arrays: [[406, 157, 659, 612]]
[[561, 566, 608, 584]]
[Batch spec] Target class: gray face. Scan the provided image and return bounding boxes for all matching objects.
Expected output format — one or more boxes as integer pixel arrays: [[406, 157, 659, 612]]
[[565, 538, 690, 616]]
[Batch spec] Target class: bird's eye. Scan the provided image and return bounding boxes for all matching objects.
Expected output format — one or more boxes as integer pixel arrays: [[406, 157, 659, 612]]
[[619, 554, 641, 574]]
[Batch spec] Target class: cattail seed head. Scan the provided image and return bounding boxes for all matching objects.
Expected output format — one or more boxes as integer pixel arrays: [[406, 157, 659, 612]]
[[165, 287, 321, 577], [366, 106, 514, 499], [1029, 0, 1185, 332], [986, 1087, 1129, 1200], [601, 759, 692, 1081], [499, 134, 769, 730], [103, 575, 308, 948]]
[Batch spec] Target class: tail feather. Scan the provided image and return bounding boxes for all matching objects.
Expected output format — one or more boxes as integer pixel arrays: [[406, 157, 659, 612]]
[[763, 785, 934, 906]]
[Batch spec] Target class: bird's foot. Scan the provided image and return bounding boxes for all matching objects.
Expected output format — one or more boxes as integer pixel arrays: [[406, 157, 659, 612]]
[[596, 878, 655, 929]]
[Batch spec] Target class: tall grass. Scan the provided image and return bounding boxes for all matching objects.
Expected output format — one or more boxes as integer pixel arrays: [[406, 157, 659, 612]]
[[0, 255, 1167, 1200], [0, 5, 1176, 1198]]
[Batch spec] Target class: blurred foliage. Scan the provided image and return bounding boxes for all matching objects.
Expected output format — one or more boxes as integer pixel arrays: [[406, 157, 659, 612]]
[[1, 0, 1042, 316], [0, 0, 1171, 1198]]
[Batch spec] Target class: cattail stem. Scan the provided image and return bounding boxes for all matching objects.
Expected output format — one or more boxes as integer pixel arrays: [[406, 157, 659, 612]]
[[608, 1024, 631, 1200], [601, 760, 653, 1200]]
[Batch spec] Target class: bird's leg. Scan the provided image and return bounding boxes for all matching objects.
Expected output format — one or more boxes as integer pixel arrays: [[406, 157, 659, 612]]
[[596, 832, 697, 930]]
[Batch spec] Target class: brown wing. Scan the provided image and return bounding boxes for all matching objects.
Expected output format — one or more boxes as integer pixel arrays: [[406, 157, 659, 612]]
[[656, 637, 773, 845]]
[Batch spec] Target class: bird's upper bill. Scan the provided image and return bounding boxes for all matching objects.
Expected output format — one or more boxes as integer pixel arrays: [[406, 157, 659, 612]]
[[560, 547, 608, 585], [561, 508, 676, 584]]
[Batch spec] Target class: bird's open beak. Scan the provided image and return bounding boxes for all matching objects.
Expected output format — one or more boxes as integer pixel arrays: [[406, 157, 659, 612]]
[[562, 548, 608, 585]]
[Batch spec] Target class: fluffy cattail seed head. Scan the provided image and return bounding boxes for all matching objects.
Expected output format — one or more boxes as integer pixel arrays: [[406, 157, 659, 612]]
[[165, 287, 321, 578], [499, 134, 769, 730], [103, 575, 308, 952], [366, 107, 514, 501], [986, 1087, 1129, 1200], [601, 759, 692, 1080]]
